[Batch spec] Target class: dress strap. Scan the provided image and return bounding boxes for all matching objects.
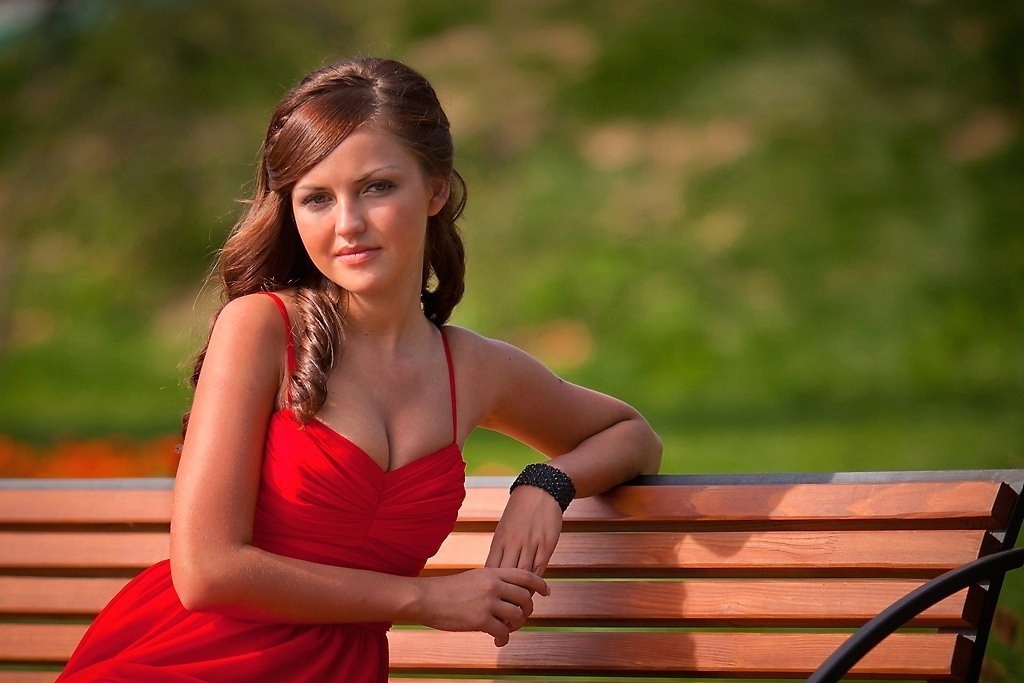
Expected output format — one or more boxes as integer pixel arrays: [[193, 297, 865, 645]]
[[439, 328, 458, 442], [261, 291, 297, 378]]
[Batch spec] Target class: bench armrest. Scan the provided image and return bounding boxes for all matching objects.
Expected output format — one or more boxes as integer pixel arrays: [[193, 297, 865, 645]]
[[808, 546, 1024, 683]]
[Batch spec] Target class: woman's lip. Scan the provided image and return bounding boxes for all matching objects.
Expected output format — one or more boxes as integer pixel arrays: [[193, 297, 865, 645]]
[[335, 247, 379, 263]]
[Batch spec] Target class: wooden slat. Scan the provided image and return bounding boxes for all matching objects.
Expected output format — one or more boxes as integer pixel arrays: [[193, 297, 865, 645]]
[[0, 673, 60, 683], [459, 481, 1013, 531], [0, 489, 173, 526], [424, 529, 994, 578], [2, 529, 989, 577], [0, 533, 169, 573], [0, 624, 968, 679], [10, 676, 612, 683], [0, 676, 565, 683], [388, 680, 536, 683], [0, 577, 129, 617], [0, 676, 542, 683], [0, 624, 85, 663], [0, 480, 1010, 531], [387, 630, 969, 679], [2, 473, 1016, 682], [0, 576, 978, 628], [525, 579, 979, 628]]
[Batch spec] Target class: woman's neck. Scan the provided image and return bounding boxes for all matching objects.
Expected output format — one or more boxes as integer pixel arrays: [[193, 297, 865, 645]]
[[342, 292, 435, 355]]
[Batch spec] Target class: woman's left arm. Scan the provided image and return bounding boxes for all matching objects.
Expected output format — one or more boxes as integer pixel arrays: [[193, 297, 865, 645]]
[[463, 332, 663, 575]]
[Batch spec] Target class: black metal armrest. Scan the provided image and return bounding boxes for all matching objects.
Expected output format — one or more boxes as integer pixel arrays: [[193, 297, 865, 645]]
[[808, 546, 1024, 683]]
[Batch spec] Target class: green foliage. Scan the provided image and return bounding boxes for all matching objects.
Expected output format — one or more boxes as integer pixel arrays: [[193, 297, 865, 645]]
[[1, 1, 1021, 458]]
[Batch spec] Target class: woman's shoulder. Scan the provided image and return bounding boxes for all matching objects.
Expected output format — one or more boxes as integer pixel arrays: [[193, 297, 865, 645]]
[[441, 325, 540, 375], [195, 292, 293, 402], [441, 324, 499, 358], [210, 290, 296, 351], [218, 289, 295, 323]]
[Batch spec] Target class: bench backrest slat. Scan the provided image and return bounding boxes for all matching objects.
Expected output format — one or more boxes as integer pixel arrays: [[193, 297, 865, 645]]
[[386, 631, 971, 680], [0, 480, 1013, 530], [0, 528, 995, 578], [431, 529, 996, 577], [536, 481, 1014, 531], [0, 488, 173, 527], [0, 625, 970, 678], [0, 576, 981, 628]]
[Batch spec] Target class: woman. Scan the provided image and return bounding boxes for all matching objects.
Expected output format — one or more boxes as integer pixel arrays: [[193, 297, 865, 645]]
[[58, 56, 661, 682]]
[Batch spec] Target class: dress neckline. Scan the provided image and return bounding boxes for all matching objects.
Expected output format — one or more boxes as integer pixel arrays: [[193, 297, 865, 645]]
[[278, 409, 461, 476], [261, 291, 460, 473]]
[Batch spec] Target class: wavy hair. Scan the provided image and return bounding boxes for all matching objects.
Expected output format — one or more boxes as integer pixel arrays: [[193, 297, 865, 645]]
[[184, 57, 467, 434]]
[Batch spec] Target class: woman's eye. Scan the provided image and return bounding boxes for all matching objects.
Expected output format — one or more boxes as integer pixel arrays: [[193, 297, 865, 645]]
[[365, 180, 395, 194], [300, 193, 331, 207]]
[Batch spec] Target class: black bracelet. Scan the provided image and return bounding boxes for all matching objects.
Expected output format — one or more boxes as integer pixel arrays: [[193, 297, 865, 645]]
[[510, 463, 576, 513]]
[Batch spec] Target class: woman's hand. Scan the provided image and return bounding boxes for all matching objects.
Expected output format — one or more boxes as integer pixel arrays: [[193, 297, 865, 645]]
[[485, 484, 563, 577], [415, 568, 548, 646]]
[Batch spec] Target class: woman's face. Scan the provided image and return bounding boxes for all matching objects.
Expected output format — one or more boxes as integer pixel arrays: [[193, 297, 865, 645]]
[[290, 125, 449, 301]]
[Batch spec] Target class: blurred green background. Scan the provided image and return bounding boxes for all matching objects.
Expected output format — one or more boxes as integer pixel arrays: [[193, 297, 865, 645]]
[[0, 0, 1022, 675], [2, 0, 1020, 471]]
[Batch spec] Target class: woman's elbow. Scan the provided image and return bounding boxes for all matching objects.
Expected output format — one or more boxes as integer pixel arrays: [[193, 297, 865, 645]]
[[170, 544, 239, 612], [635, 419, 663, 475], [645, 431, 663, 474]]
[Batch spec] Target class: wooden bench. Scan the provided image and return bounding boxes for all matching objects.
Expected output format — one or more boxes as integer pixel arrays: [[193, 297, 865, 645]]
[[2, 470, 1023, 682]]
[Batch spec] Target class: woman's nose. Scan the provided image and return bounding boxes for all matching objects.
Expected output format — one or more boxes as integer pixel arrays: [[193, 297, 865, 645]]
[[334, 198, 366, 237]]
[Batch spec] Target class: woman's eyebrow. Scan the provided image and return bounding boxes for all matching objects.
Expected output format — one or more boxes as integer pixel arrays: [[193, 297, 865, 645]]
[[354, 164, 401, 182], [295, 165, 403, 193]]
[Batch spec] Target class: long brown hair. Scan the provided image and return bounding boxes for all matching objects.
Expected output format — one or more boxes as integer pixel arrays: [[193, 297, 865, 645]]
[[184, 57, 467, 434]]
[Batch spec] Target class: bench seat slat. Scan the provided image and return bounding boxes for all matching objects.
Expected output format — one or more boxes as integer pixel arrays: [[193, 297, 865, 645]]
[[0, 576, 979, 628], [387, 631, 969, 679]]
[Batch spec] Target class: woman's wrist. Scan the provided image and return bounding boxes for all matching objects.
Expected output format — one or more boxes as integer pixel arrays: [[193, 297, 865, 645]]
[[394, 574, 428, 625], [510, 463, 576, 513]]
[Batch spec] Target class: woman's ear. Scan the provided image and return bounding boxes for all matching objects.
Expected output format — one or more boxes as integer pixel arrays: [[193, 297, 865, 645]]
[[427, 176, 450, 217]]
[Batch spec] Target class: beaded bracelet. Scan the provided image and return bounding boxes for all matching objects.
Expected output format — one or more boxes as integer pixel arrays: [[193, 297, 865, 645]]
[[510, 462, 576, 513]]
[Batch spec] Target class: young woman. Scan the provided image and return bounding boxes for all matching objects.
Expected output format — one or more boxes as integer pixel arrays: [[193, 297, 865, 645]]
[[58, 56, 662, 682]]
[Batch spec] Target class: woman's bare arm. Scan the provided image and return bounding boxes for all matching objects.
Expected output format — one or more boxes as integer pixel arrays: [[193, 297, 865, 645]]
[[451, 328, 662, 575], [468, 331, 662, 487], [170, 295, 545, 644]]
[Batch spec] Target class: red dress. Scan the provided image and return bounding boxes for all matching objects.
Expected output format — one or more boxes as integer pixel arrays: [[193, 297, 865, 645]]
[[57, 293, 467, 682]]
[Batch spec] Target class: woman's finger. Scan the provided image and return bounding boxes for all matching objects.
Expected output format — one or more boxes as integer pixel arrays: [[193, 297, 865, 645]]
[[498, 544, 521, 570], [484, 543, 502, 568], [486, 617, 511, 647], [500, 583, 534, 617], [503, 567, 549, 597], [532, 542, 555, 576], [517, 544, 537, 574], [495, 600, 524, 630]]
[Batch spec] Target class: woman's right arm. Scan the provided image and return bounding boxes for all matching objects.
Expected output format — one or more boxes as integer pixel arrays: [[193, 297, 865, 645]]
[[170, 294, 545, 644]]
